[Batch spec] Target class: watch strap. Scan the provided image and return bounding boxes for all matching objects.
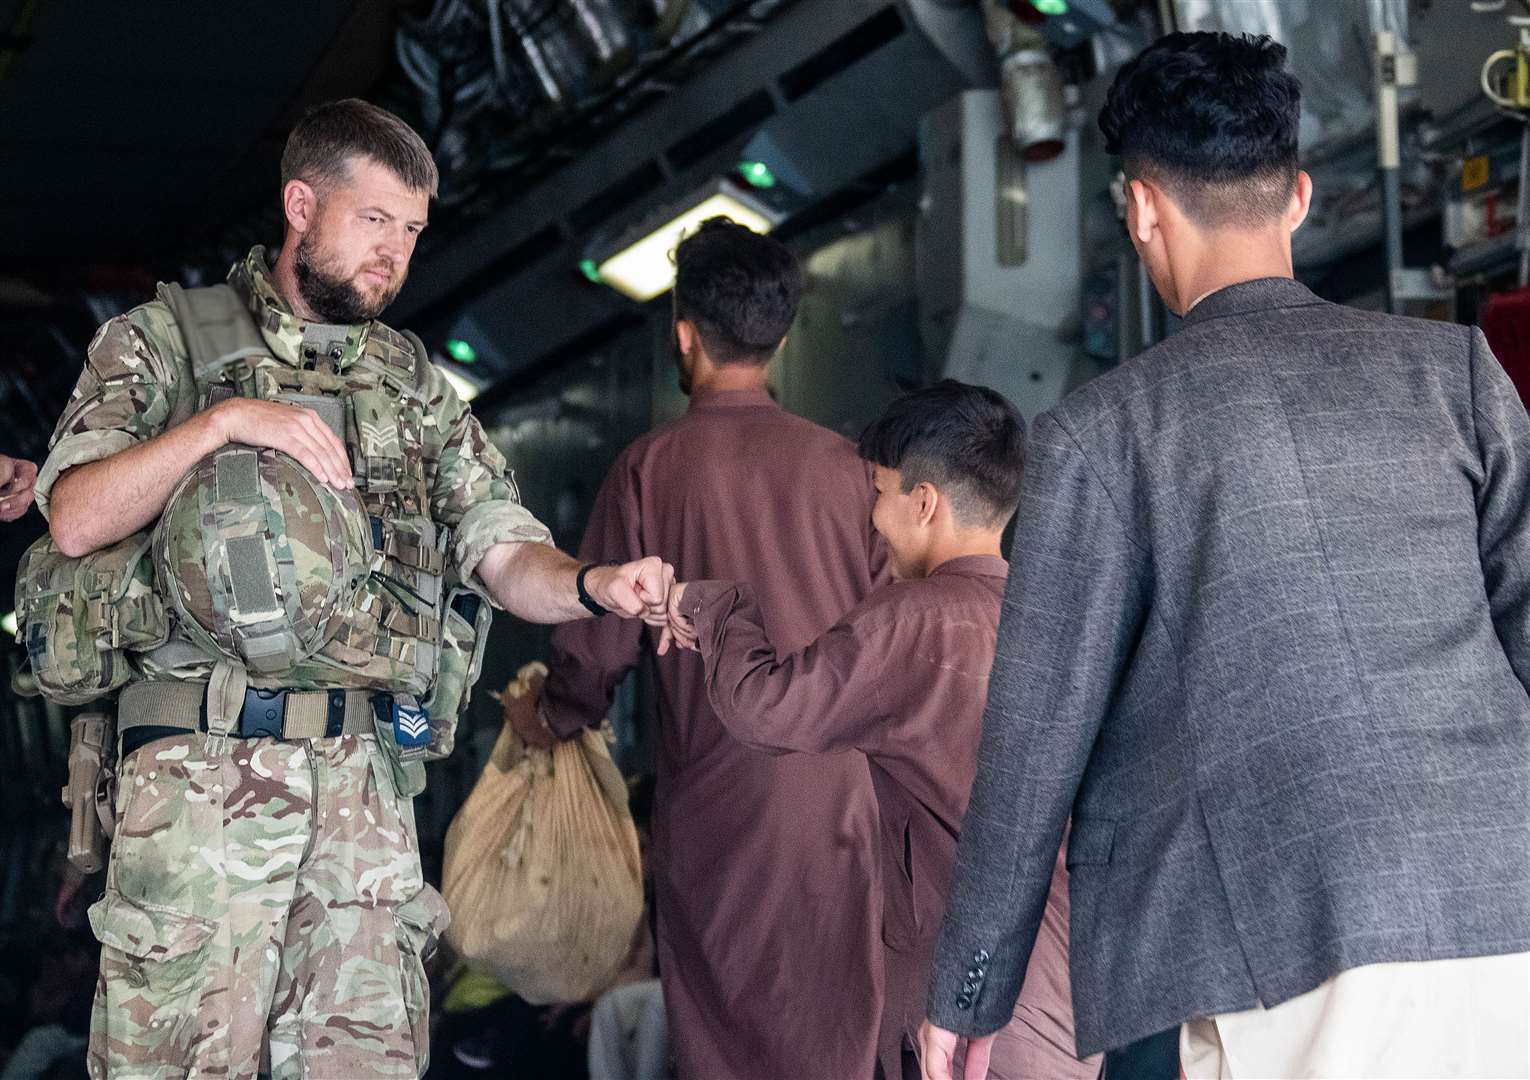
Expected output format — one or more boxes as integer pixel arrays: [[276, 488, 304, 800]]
[[576, 563, 610, 618]]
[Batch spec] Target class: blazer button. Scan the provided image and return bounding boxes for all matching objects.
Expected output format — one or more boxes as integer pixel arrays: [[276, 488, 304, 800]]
[[967, 967, 982, 980], [975, 949, 991, 963], [956, 994, 973, 1010]]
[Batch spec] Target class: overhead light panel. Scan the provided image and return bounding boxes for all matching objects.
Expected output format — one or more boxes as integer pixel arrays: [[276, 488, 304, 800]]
[[2, 610, 16, 640], [439, 364, 481, 402], [593, 182, 782, 302]]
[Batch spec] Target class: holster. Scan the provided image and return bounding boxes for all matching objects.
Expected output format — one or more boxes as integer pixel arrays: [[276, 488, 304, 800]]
[[61, 711, 117, 874]]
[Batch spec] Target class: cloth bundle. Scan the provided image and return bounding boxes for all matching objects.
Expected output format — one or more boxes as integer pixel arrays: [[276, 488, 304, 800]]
[[442, 662, 644, 1004]]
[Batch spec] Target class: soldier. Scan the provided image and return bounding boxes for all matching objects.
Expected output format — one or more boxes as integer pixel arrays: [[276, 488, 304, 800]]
[[33, 99, 674, 1079]]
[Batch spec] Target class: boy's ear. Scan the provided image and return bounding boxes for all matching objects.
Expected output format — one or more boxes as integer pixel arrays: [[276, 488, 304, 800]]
[[916, 481, 940, 527]]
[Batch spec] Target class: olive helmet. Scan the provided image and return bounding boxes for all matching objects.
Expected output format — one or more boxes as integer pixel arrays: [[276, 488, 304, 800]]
[[152, 445, 372, 674]]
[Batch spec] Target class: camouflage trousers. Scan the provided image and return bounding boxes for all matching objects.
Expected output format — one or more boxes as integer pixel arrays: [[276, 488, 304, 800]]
[[86, 733, 449, 1080]]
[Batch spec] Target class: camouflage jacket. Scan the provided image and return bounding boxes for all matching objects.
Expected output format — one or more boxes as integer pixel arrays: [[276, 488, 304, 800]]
[[36, 247, 552, 693]]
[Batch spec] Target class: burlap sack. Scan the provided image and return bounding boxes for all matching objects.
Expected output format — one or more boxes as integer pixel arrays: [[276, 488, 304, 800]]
[[442, 663, 644, 1004]]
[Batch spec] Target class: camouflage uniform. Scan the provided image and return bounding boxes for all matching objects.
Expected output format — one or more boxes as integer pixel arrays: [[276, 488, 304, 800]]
[[36, 248, 553, 1080]]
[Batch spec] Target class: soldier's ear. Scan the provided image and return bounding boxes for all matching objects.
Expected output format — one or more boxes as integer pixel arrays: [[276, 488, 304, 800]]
[[283, 179, 320, 235]]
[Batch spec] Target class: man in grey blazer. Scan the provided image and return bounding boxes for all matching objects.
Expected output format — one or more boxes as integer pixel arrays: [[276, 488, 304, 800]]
[[921, 31, 1530, 1080]]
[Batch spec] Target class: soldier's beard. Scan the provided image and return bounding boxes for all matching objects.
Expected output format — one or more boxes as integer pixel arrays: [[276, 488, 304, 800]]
[[295, 229, 404, 325]]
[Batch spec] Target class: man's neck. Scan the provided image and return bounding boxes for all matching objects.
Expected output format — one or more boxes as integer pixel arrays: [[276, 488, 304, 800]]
[[690, 361, 770, 396], [270, 243, 322, 323], [1174, 229, 1293, 315]]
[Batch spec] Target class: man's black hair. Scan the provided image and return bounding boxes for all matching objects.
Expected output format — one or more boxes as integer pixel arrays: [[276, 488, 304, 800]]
[[857, 380, 1026, 528], [673, 217, 802, 365], [1098, 32, 1301, 228]]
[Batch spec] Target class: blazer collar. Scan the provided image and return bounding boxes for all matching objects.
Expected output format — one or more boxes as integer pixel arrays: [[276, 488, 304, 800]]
[[1181, 276, 1325, 327]]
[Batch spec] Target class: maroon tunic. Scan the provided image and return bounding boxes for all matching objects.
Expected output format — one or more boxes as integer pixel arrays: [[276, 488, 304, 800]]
[[681, 556, 1101, 1080], [542, 388, 885, 1080]]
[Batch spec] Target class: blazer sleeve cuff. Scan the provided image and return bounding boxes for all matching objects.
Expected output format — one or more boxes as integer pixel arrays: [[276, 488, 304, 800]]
[[925, 942, 1017, 1038]]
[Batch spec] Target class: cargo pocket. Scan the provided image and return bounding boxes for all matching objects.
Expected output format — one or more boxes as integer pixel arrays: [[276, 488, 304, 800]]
[[393, 885, 451, 1076], [87, 890, 217, 1074]]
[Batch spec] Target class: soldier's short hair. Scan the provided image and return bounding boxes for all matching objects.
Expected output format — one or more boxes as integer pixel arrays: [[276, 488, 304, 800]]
[[281, 99, 439, 199]]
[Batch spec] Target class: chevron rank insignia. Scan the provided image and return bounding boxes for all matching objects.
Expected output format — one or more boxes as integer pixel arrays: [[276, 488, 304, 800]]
[[391, 701, 433, 753]]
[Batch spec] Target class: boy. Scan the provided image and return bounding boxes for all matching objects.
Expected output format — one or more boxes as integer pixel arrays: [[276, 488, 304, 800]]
[[665, 382, 1099, 1080]]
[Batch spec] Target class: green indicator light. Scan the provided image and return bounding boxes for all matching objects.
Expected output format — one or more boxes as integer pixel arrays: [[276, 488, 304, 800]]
[[579, 258, 603, 284], [1032, 0, 1068, 13], [445, 338, 477, 364], [738, 160, 777, 189]]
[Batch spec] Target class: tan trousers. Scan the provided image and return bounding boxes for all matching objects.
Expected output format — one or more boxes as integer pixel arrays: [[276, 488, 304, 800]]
[[1181, 952, 1530, 1079]]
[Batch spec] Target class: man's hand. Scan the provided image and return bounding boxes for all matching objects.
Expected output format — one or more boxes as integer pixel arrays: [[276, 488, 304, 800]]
[[659, 582, 698, 656], [502, 664, 559, 749], [920, 1021, 995, 1080], [212, 398, 353, 489], [48, 395, 352, 558], [584, 556, 675, 634], [0, 454, 37, 521], [587, 556, 676, 654]]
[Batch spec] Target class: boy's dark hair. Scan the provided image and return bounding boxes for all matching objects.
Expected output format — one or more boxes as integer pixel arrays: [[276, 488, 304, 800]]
[[857, 380, 1026, 528], [1098, 32, 1300, 228], [673, 218, 802, 365], [282, 98, 439, 198]]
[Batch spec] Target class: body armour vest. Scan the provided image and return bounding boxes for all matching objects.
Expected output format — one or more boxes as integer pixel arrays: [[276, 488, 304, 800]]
[[141, 279, 452, 700]]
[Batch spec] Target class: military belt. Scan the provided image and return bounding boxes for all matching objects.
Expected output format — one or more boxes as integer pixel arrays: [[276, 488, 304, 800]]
[[117, 680, 378, 758]]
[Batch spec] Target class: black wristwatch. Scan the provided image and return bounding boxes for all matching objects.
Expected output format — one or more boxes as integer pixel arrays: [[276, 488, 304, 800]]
[[576, 563, 609, 618]]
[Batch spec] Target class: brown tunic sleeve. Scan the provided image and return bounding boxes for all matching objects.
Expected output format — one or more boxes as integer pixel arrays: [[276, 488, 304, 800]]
[[541, 452, 647, 739], [683, 579, 894, 755]]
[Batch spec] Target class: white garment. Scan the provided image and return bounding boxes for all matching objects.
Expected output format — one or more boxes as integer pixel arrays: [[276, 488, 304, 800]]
[[1180, 952, 1530, 1079], [588, 978, 670, 1080]]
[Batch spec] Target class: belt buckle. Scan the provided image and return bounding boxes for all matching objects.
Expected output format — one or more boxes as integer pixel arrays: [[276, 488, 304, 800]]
[[241, 686, 287, 739]]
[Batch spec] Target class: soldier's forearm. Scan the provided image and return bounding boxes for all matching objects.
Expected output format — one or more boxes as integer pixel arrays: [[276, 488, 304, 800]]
[[476, 540, 590, 624], [49, 409, 227, 557]]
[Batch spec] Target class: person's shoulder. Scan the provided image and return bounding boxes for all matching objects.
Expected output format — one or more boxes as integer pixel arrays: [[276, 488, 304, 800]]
[[771, 407, 859, 446], [648, 403, 860, 458], [364, 318, 439, 393], [614, 422, 677, 466], [1322, 305, 1475, 363], [760, 410, 864, 469], [841, 577, 999, 671], [848, 574, 991, 626], [85, 298, 186, 378]]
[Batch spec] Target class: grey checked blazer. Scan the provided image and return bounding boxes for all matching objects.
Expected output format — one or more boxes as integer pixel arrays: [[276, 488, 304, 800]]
[[928, 278, 1530, 1055]]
